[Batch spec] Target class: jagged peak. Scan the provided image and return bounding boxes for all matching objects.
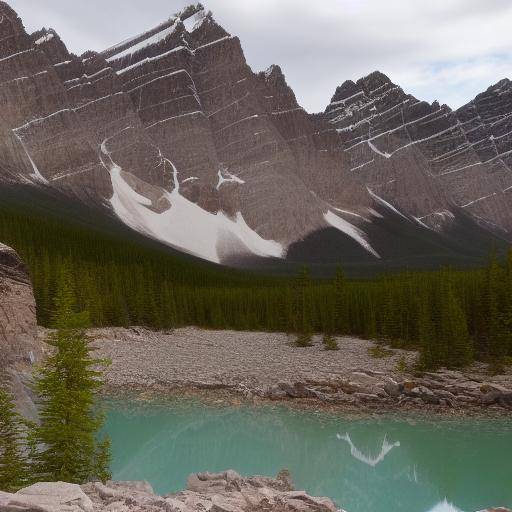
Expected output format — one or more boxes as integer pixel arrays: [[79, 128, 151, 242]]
[[263, 64, 283, 81], [176, 3, 205, 21], [356, 70, 393, 91], [488, 77, 511, 92], [31, 27, 59, 46], [101, 17, 179, 60], [101, 3, 226, 60], [0, 1, 20, 20], [329, 80, 362, 105]]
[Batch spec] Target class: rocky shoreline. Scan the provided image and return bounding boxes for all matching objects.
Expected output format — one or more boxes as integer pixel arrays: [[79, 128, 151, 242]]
[[0, 471, 341, 512], [1, 471, 509, 512], [91, 327, 512, 416]]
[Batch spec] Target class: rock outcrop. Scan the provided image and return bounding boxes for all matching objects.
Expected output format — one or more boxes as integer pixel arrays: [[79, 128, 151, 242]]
[[0, 2, 509, 266], [0, 243, 40, 368], [0, 242, 41, 419], [0, 471, 342, 512], [1, 473, 509, 512]]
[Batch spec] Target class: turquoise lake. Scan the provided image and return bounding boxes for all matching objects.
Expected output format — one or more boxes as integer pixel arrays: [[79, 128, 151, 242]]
[[104, 399, 512, 512]]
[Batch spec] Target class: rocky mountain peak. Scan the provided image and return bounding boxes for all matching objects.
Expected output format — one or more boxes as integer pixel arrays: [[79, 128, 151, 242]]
[[0, 0, 19, 20], [357, 70, 393, 92], [0, 1, 510, 267], [177, 3, 206, 22], [329, 80, 361, 105], [0, 1, 31, 58]]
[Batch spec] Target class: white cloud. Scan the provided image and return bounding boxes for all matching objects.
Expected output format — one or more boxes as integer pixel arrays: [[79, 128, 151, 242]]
[[9, 0, 512, 111]]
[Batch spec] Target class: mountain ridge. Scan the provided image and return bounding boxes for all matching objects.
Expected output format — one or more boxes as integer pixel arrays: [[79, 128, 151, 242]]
[[0, 1, 510, 267]]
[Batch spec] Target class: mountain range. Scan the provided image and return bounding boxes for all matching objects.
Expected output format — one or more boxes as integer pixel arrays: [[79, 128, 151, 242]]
[[0, 1, 511, 269]]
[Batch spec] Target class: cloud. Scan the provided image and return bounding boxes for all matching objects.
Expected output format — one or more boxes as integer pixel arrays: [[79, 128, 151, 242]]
[[8, 0, 512, 112]]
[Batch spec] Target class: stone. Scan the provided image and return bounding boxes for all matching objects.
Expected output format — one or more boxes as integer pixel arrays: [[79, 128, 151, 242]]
[[5, 481, 94, 512], [414, 386, 440, 405], [384, 380, 401, 397], [78, 471, 343, 512]]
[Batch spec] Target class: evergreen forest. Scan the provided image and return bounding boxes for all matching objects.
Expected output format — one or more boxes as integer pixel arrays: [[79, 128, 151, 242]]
[[1, 187, 511, 371]]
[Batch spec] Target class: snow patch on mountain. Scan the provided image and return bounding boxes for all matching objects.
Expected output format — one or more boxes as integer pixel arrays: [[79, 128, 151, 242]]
[[12, 132, 49, 184], [106, 21, 179, 61], [216, 168, 245, 190], [34, 33, 54, 45], [182, 8, 206, 32], [324, 211, 380, 258], [100, 141, 281, 263], [367, 187, 409, 220]]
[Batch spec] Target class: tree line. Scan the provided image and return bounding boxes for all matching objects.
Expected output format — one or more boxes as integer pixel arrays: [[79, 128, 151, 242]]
[[1, 203, 511, 371]]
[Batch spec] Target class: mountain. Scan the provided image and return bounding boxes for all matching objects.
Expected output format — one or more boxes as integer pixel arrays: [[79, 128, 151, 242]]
[[0, 1, 509, 268]]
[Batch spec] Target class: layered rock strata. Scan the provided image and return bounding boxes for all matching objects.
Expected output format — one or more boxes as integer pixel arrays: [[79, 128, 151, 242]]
[[0, 2, 510, 265]]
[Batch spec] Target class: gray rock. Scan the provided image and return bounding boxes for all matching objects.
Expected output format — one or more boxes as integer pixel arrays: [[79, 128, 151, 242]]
[[384, 380, 401, 397], [0, 243, 41, 369], [4, 482, 94, 512], [78, 472, 342, 512]]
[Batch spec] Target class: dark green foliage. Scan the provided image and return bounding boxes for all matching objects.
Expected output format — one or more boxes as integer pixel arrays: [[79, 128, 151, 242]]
[[31, 265, 111, 484], [396, 356, 408, 374], [368, 344, 393, 359], [322, 334, 339, 351], [333, 268, 348, 334], [295, 332, 314, 347], [1, 199, 512, 372], [0, 384, 30, 492]]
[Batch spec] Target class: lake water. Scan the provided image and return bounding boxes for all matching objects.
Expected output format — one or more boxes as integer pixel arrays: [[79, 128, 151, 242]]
[[104, 398, 512, 512]]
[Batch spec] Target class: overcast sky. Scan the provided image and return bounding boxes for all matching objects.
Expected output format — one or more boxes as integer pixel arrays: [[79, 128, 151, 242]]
[[9, 0, 512, 112]]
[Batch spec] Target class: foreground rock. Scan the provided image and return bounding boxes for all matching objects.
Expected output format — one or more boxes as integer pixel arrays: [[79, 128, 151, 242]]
[[0, 243, 40, 368], [0, 471, 341, 512], [92, 327, 512, 414], [1, 473, 509, 512], [0, 243, 42, 420]]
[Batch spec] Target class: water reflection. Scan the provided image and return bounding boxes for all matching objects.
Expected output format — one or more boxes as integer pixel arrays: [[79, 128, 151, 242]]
[[337, 433, 401, 466], [103, 399, 512, 512]]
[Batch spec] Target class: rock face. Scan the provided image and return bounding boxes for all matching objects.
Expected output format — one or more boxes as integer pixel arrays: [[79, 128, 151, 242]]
[[0, 1, 510, 266], [0, 242, 41, 419], [0, 471, 342, 512], [324, 71, 512, 234], [0, 243, 39, 368]]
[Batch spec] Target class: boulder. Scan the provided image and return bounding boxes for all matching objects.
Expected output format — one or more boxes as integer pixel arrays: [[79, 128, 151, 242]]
[[82, 472, 341, 512], [3, 482, 93, 512], [384, 379, 401, 397]]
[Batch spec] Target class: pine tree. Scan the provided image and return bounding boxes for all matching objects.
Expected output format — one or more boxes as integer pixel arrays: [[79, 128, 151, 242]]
[[416, 288, 437, 370], [294, 267, 313, 347], [322, 333, 339, 351], [481, 256, 507, 369], [439, 276, 473, 369], [32, 265, 111, 484], [333, 267, 348, 334], [0, 383, 30, 492]]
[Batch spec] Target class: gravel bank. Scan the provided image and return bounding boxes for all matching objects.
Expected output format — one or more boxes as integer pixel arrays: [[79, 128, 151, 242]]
[[88, 327, 512, 415]]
